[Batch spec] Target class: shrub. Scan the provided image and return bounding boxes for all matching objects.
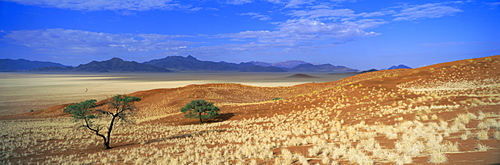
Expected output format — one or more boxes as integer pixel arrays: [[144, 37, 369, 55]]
[[180, 100, 220, 124]]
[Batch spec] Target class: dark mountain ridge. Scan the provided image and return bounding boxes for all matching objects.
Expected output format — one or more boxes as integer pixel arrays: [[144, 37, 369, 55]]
[[3, 55, 366, 73], [0, 59, 67, 71], [143, 55, 237, 71], [74, 57, 171, 72], [143, 55, 286, 72], [33, 58, 170, 72], [387, 64, 412, 70]]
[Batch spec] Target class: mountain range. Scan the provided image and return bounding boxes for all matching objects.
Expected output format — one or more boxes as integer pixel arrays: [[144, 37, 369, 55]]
[[0, 56, 409, 73], [142, 55, 288, 72], [31, 58, 171, 72], [387, 64, 412, 70], [0, 59, 66, 71]]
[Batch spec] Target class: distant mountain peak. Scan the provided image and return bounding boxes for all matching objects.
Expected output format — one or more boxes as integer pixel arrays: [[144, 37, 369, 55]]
[[72, 58, 170, 72], [144, 55, 287, 72], [109, 57, 124, 61], [388, 64, 411, 70]]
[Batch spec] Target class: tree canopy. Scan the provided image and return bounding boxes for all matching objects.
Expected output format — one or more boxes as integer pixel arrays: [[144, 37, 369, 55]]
[[64, 95, 141, 149], [180, 100, 220, 124]]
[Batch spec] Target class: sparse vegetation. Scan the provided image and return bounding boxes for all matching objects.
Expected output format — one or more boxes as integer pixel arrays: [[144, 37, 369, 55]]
[[180, 100, 220, 124], [63, 95, 141, 149], [476, 143, 490, 151]]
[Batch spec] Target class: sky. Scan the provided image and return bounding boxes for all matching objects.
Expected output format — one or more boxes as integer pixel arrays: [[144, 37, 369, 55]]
[[0, 0, 499, 70]]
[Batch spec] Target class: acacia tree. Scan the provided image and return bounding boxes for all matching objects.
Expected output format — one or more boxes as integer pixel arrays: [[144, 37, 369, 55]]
[[180, 100, 220, 124], [64, 95, 141, 149]]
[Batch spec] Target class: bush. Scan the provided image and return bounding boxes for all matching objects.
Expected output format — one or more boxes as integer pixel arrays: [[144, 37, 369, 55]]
[[180, 100, 220, 124]]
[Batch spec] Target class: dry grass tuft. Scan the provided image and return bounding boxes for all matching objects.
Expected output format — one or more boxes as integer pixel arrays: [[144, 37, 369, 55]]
[[476, 143, 490, 151], [429, 151, 447, 164], [475, 130, 489, 140]]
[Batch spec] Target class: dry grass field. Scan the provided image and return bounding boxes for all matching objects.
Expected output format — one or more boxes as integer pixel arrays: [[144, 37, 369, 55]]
[[1, 56, 499, 164]]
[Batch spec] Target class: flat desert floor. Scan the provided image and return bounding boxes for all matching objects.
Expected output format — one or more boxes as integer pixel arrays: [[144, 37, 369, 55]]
[[0, 72, 356, 115]]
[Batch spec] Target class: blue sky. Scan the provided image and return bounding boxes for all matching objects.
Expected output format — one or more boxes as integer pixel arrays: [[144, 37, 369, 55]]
[[0, 0, 499, 70]]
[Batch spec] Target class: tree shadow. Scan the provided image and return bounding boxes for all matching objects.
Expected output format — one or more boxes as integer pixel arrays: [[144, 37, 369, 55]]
[[144, 129, 227, 144], [205, 113, 235, 123], [111, 129, 227, 149], [111, 113, 235, 148], [179, 113, 235, 125]]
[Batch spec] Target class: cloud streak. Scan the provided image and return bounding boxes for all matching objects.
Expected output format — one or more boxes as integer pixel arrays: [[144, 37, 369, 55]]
[[219, 18, 383, 46], [238, 12, 272, 21], [393, 2, 463, 21], [4, 0, 196, 11], [2, 29, 193, 54]]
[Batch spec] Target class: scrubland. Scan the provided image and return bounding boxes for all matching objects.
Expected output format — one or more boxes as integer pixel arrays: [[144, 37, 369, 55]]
[[1, 56, 499, 164]]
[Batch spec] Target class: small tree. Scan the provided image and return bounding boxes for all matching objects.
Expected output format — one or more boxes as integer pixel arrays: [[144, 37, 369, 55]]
[[64, 95, 141, 149], [180, 100, 220, 124]]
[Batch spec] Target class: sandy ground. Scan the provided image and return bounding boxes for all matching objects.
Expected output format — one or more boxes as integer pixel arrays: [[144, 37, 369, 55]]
[[0, 72, 355, 115]]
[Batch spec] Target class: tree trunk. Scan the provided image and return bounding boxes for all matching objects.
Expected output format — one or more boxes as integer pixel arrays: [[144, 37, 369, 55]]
[[85, 117, 111, 149], [105, 115, 118, 149], [199, 112, 203, 124], [104, 140, 111, 149], [98, 132, 110, 149]]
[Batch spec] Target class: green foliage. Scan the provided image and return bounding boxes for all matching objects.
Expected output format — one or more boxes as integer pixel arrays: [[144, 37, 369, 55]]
[[113, 94, 141, 103], [106, 95, 141, 121], [180, 100, 220, 124], [63, 95, 141, 149], [273, 98, 282, 101], [64, 99, 98, 121]]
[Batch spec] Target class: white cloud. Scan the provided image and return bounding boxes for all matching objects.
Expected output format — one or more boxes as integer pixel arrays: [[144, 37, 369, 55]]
[[359, 10, 394, 17], [219, 18, 383, 47], [279, 19, 380, 41], [239, 12, 272, 21], [284, 0, 314, 8], [393, 2, 463, 21], [485, 2, 500, 9], [289, 8, 356, 19], [2, 29, 193, 54], [224, 0, 253, 5], [4, 0, 195, 11]]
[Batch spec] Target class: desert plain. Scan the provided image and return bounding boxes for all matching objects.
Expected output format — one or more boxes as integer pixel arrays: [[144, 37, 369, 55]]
[[1, 56, 499, 164], [0, 72, 354, 115]]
